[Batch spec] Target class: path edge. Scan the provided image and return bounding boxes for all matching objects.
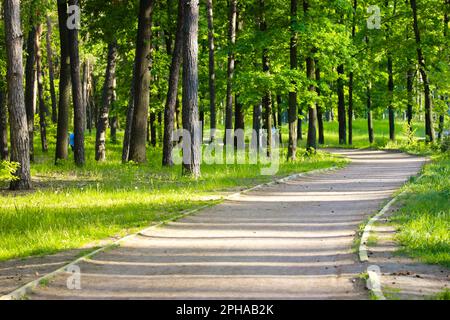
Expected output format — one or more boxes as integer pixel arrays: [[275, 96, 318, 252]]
[[0, 165, 340, 300]]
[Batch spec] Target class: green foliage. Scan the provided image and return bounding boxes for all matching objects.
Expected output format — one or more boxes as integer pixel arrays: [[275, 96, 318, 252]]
[[0, 161, 20, 182]]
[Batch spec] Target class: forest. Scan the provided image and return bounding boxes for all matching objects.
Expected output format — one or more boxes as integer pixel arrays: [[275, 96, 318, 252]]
[[0, 0, 448, 301]]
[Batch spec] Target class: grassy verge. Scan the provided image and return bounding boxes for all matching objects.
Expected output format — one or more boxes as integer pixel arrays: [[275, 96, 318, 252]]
[[0, 127, 346, 261], [390, 153, 450, 268]]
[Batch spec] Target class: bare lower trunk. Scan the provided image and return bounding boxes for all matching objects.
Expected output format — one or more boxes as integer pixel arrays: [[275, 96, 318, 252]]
[[410, 0, 434, 142], [367, 83, 374, 144], [55, 0, 71, 163], [181, 0, 201, 178], [4, 0, 32, 189], [163, 0, 183, 166], [206, 0, 216, 142], [68, 0, 85, 166], [287, 0, 298, 160], [46, 15, 57, 123], [337, 64, 346, 145], [36, 24, 48, 152], [95, 41, 118, 161], [0, 89, 8, 160], [25, 22, 37, 162], [315, 62, 324, 145], [224, 0, 237, 146], [129, 0, 154, 163], [306, 57, 317, 152]]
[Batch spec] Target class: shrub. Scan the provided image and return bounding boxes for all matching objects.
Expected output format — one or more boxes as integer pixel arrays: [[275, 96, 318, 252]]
[[0, 161, 20, 182]]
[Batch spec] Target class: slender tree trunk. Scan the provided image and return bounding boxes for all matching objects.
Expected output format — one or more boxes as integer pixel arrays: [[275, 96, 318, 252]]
[[181, 0, 201, 178], [253, 103, 262, 151], [95, 41, 118, 161], [55, 0, 71, 163], [260, 0, 272, 156], [306, 57, 317, 152], [297, 107, 303, 140], [410, 0, 435, 142], [234, 94, 244, 148], [387, 54, 395, 140], [163, 0, 183, 166], [337, 64, 346, 144], [224, 0, 237, 146], [367, 83, 374, 144], [36, 24, 48, 153], [406, 66, 414, 126], [0, 89, 8, 160], [67, 0, 85, 166], [206, 0, 216, 142], [276, 95, 282, 145], [82, 60, 89, 132], [348, 0, 357, 145], [122, 74, 135, 162], [129, 0, 154, 163], [288, 0, 298, 160], [25, 20, 37, 162], [46, 15, 57, 123], [438, 3, 448, 140], [4, 0, 32, 190], [149, 112, 156, 147], [315, 62, 324, 145]]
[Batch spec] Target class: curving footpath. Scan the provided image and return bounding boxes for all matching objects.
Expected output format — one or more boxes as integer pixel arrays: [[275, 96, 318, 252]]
[[24, 149, 426, 300]]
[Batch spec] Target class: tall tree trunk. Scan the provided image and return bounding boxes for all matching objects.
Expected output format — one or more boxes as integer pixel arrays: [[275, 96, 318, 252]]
[[234, 94, 244, 148], [276, 95, 282, 144], [297, 107, 303, 140], [163, 0, 183, 166], [121, 74, 135, 162], [181, 0, 201, 178], [337, 64, 346, 144], [348, 0, 357, 145], [386, 0, 396, 141], [46, 15, 57, 124], [367, 83, 374, 144], [287, 0, 298, 160], [260, 0, 272, 157], [55, 0, 71, 163], [4, 0, 32, 190], [206, 0, 216, 142], [315, 61, 324, 145], [149, 112, 156, 147], [36, 24, 48, 153], [387, 54, 395, 140], [129, 0, 154, 163], [410, 0, 435, 142], [406, 66, 414, 127], [224, 0, 237, 146], [68, 0, 85, 166], [253, 103, 262, 151], [95, 41, 118, 161], [25, 19, 37, 162], [438, 3, 448, 140], [82, 60, 89, 132], [0, 89, 8, 160], [305, 57, 317, 152]]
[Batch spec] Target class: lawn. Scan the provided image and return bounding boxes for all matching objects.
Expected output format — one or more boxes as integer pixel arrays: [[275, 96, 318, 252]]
[[392, 153, 450, 268], [0, 124, 346, 261]]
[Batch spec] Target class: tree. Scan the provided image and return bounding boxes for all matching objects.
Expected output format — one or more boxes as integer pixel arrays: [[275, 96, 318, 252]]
[[24, 9, 38, 162], [181, 0, 201, 178], [163, 0, 184, 167], [410, 0, 435, 142], [224, 0, 237, 146], [206, 0, 216, 142], [0, 88, 8, 160], [287, 0, 298, 161], [46, 15, 57, 124], [67, 0, 85, 166], [55, 0, 71, 163], [348, 0, 357, 145], [95, 41, 118, 161], [36, 23, 48, 152], [128, 0, 154, 163], [4, 0, 32, 190]]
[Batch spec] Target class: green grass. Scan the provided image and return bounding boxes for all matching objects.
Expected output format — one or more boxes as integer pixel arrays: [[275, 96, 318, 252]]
[[432, 289, 450, 300], [0, 125, 346, 261], [390, 153, 450, 268]]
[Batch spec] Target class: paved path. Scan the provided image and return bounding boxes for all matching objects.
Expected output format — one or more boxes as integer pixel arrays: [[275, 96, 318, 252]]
[[30, 149, 426, 299]]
